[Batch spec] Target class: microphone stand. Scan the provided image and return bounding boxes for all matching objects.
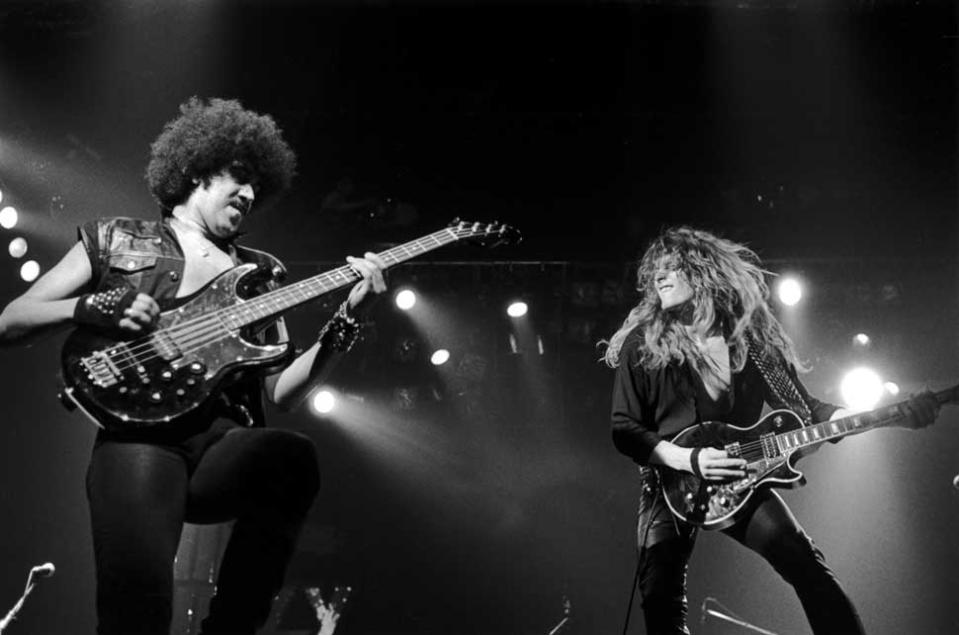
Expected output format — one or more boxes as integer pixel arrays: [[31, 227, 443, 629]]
[[546, 595, 571, 635], [0, 568, 44, 633], [701, 597, 779, 635]]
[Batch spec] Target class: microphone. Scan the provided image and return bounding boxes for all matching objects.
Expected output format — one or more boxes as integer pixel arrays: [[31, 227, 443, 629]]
[[30, 563, 55, 579]]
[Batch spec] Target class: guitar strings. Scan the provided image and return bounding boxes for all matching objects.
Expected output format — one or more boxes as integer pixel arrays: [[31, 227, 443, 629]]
[[100, 227, 476, 374]]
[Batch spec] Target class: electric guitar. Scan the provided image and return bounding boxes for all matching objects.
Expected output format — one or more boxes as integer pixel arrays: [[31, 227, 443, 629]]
[[658, 385, 957, 530], [60, 220, 520, 432]]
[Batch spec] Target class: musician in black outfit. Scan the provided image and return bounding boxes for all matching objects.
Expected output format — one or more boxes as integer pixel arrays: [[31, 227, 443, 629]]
[[603, 227, 938, 634], [0, 97, 388, 634]]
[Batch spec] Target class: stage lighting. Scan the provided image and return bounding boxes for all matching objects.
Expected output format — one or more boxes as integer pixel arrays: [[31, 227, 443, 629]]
[[839, 367, 884, 412], [0, 189, 3, 204], [776, 278, 802, 306], [853, 333, 870, 347], [311, 389, 336, 414], [395, 289, 416, 311], [8, 237, 27, 259], [20, 260, 40, 282], [507, 301, 528, 317], [884, 382, 900, 396], [430, 349, 450, 366], [0, 206, 18, 229]]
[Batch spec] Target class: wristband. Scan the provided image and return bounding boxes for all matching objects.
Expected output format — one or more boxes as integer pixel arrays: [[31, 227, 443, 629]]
[[317, 301, 362, 353], [690, 447, 704, 480], [74, 287, 137, 331]]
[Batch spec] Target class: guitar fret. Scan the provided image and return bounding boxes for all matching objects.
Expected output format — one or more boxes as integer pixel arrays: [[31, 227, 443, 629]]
[[212, 226, 481, 331]]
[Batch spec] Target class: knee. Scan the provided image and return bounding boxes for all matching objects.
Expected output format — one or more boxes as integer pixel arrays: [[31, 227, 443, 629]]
[[265, 430, 321, 506], [638, 542, 689, 608], [764, 529, 833, 586]]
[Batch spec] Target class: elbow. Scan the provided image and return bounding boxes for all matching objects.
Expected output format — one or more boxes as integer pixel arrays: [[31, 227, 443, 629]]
[[264, 375, 299, 413], [271, 395, 297, 413], [610, 421, 634, 456], [0, 311, 20, 347]]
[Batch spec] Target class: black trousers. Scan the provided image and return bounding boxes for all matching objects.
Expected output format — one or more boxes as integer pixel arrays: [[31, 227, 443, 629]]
[[635, 472, 865, 635], [86, 420, 320, 635]]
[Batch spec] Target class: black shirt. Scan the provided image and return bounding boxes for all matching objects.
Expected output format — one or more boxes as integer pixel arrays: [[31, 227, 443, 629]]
[[610, 331, 838, 465]]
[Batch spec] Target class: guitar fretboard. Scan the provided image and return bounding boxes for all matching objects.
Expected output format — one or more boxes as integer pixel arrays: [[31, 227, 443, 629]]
[[774, 384, 956, 455], [774, 403, 906, 453], [217, 227, 461, 330]]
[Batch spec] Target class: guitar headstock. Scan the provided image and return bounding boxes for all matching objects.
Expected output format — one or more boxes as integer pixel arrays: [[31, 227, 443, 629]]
[[448, 218, 522, 248]]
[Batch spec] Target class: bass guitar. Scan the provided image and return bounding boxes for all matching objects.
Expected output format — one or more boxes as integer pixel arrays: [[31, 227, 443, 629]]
[[658, 385, 957, 530], [60, 219, 519, 432]]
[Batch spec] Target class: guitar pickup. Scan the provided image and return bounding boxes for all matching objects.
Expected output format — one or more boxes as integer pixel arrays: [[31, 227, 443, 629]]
[[80, 351, 121, 388]]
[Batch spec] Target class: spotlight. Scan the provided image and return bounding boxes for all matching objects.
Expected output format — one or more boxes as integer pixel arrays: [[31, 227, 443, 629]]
[[776, 278, 802, 306], [430, 349, 450, 366], [0, 206, 18, 229], [839, 367, 884, 412], [8, 237, 27, 259], [20, 260, 40, 282], [507, 301, 528, 317], [853, 333, 870, 347], [884, 382, 900, 396], [0, 188, 3, 204], [395, 289, 416, 311], [311, 389, 336, 414]]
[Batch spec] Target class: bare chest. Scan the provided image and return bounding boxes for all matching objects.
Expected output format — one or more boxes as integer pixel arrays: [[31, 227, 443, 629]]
[[697, 336, 732, 400], [173, 232, 237, 298]]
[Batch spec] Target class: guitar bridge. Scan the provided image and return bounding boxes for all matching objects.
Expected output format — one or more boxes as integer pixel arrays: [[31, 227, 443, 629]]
[[80, 351, 121, 388]]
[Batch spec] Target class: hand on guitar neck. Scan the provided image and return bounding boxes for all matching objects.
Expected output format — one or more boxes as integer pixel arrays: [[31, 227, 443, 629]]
[[894, 390, 941, 430]]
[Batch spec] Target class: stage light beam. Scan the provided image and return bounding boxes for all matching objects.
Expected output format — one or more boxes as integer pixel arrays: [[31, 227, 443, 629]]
[[430, 349, 450, 366], [395, 289, 416, 311], [20, 260, 40, 282], [507, 301, 528, 317], [776, 277, 802, 306], [311, 389, 336, 415], [8, 237, 27, 259], [0, 206, 18, 229], [839, 367, 884, 411]]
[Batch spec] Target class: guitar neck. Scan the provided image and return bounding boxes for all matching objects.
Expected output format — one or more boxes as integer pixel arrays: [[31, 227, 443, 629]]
[[776, 384, 957, 452], [221, 227, 461, 328]]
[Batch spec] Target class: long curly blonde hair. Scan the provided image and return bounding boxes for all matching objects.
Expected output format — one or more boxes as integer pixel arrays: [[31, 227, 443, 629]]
[[603, 227, 803, 375]]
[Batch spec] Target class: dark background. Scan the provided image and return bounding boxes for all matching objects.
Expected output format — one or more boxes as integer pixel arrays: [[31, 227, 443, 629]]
[[0, 1, 957, 633]]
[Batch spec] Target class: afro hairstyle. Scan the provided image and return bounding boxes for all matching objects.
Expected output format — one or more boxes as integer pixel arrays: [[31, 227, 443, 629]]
[[145, 97, 297, 213]]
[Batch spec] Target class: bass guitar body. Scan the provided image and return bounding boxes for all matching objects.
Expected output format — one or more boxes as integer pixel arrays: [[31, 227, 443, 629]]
[[658, 410, 808, 531], [61, 264, 290, 432]]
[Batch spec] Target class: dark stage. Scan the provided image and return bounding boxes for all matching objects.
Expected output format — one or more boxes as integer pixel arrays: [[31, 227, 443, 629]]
[[0, 1, 957, 633]]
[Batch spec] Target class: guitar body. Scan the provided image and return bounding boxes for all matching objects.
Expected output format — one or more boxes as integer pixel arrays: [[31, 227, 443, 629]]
[[61, 264, 290, 432], [658, 410, 808, 531]]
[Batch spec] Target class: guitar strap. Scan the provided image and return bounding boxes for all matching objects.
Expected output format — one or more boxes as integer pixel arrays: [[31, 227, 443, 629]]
[[746, 332, 813, 425]]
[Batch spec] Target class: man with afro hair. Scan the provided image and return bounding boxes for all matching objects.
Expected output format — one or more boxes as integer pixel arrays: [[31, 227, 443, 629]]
[[0, 97, 388, 634]]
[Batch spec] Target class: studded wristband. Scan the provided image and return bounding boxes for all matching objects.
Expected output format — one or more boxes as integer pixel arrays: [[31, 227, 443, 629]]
[[317, 301, 362, 353], [74, 287, 138, 330]]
